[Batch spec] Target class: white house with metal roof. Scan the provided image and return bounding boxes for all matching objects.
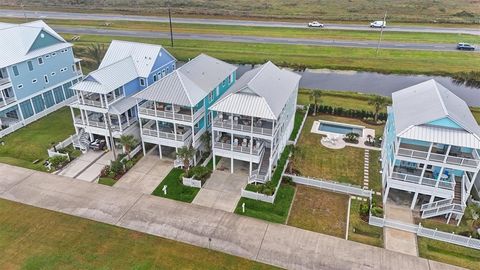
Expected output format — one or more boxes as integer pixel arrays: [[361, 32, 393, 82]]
[[209, 61, 301, 183], [69, 40, 176, 150], [382, 79, 480, 225], [0, 20, 83, 137], [134, 53, 237, 164]]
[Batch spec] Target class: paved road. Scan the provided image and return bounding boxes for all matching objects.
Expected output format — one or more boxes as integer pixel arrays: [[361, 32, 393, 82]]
[[52, 26, 474, 52], [2, 9, 479, 35], [0, 163, 465, 270]]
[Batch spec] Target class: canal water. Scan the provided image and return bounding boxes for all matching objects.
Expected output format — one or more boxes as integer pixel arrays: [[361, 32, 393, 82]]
[[235, 65, 480, 106]]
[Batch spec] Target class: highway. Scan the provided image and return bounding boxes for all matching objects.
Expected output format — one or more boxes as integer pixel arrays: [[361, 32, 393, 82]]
[[2, 9, 479, 36], [52, 26, 476, 52]]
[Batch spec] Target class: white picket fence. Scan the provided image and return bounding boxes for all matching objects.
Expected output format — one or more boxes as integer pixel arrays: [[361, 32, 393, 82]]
[[369, 215, 480, 250], [182, 177, 202, 188], [285, 174, 373, 198], [241, 189, 275, 203], [0, 97, 75, 138], [288, 105, 309, 145]]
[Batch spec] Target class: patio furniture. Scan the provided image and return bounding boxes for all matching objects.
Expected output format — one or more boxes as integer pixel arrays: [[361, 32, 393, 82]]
[[233, 138, 239, 146]]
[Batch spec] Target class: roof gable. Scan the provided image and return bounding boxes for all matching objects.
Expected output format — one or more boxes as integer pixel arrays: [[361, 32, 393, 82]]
[[427, 117, 463, 129], [28, 30, 63, 53]]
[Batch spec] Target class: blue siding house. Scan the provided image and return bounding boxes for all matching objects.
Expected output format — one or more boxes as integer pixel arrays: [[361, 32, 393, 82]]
[[69, 40, 176, 150], [134, 54, 237, 165], [0, 20, 83, 137]]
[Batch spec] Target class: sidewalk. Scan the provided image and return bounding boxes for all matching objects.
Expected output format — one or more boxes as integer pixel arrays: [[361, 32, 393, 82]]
[[0, 163, 463, 270]]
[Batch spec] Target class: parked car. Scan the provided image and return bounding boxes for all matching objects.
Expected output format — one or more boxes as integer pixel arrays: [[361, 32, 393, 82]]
[[308, 21, 324, 28], [370, 21, 386, 28], [456, 43, 475, 51]]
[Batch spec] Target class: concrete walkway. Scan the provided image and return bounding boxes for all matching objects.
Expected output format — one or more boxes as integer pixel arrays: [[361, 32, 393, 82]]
[[58, 151, 114, 182], [0, 163, 463, 270], [384, 204, 419, 257], [193, 171, 246, 212], [114, 155, 172, 194]]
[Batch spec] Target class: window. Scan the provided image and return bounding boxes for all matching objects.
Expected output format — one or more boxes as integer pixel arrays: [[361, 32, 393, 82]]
[[208, 91, 214, 101], [140, 78, 146, 86], [51, 72, 56, 76], [44, 75, 49, 84], [60, 67, 67, 72], [172, 64, 176, 70], [45, 54, 50, 59], [12, 65, 19, 76], [222, 79, 226, 86], [52, 52, 56, 57], [27, 61, 34, 71], [161, 69, 166, 77], [32, 79, 37, 84], [207, 113, 212, 126], [153, 74, 158, 82], [17, 84, 23, 89], [38, 57, 44, 65], [229, 74, 233, 83], [166, 67, 169, 73], [216, 86, 219, 96]]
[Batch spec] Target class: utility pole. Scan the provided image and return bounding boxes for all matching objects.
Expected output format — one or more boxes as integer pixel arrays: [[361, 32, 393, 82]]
[[168, 6, 174, 47], [20, 1, 27, 22], [105, 112, 117, 160], [376, 11, 387, 56]]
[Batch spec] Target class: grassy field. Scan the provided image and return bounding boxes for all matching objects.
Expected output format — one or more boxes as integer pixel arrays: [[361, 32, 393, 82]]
[[348, 199, 384, 247], [63, 34, 480, 77], [152, 168, 200, 203], [369, 151, 382, 192], [0, 199, 277, 269], [2, 17, 478, 45], [289, 109, 306, 141], [98, 177, 116, 186], [0, 107, 75, 171], [235, 183, 295, 224], [418, 237, 480, 270], [287, 186, 349, 238], [6, 0, 480, 23]]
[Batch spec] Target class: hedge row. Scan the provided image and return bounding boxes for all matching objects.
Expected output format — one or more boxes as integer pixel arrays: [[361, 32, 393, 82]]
[[309, 104, 387, 121]]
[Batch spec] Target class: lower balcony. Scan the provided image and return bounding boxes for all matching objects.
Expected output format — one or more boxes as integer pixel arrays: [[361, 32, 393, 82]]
[[141, 120, 192, 147]]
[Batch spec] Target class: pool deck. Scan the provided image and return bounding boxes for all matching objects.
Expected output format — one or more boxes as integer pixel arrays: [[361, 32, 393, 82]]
[[312, 120, 380, 150]]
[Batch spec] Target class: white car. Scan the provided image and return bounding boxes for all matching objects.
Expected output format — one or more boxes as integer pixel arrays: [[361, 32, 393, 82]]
[[370, 21, 386, 28], [308, 21, 324, 28]]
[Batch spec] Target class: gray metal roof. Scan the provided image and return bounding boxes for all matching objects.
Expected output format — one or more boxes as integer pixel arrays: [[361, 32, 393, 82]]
[[0, 20, 70, 68], [72, 57, 138, 94], [99, 40, 174, 78], [210, 61, 301, 120], [133, 54, 236, 106], [400, 125, 480, 149], [109, 96, 138, 114], [392, 79, 480, 139]]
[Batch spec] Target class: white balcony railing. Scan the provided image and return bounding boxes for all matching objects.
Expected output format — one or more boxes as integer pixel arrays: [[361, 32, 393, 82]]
[[213, 141, 264, 155], [390, 172, 455, 190], [213, 118, 274, 136], [0, 77, 11, 86], [138, 105, 205, 123], [142, 128, 192, 142], [397, 147, 479, 168]]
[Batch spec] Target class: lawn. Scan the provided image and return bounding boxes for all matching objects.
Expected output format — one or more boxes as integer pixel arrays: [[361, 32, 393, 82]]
[[348, 199, 384, 247], [3, 17, 479, 45], [0, 199, 277, 270], [291, 116, 369, 185], [98, 177, 117, 186], [418, 237, 480, 270], [289, 109, 306, 141], [235, 183, 295, 224], [368, 150, 382, 192], [152, 168, 200, 203], [64, 34, 480, 77], [287, 186, 349, 238], [0, 107, 75, 171]]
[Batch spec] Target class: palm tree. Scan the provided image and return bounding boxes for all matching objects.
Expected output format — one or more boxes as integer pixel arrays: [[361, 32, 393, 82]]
[[309, 90, 322, 116], [368, 95, 388, 122], [200, 131, 212, 153], [177, 145, 196, 173], [119, 135, 137, 158], [86, 43, 106, 68], [464, 204, 480, 231]]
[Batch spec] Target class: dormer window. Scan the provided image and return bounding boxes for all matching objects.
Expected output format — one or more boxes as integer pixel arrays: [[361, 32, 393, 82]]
[[140, 78, 146, 86], [38, 57, 44, 65]]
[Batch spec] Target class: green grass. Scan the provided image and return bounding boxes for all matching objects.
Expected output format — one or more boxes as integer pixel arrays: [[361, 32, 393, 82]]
[[235, 184, 295, 224], [418, 237, 480, 270], [0, 199, 278, 270], [368, 151, 382, 192], [3, 17, 478, 45], [348, 199, 384, 247], [11, 0, 480, 24], [289, 109, 306, 141], [98, 177, 117, 186], [287, 186, 348, 238], [152, 168, 200, 203], [0, 107, 75, 171], [65, 34, 480, 77]]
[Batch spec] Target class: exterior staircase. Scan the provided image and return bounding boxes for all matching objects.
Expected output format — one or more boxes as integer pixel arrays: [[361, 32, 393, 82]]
[[248, 147, 270, 184], [73, 129, 90, 152], [420, 178, 465, 219]]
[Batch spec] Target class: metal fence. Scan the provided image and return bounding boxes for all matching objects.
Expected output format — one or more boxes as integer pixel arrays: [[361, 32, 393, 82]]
[[285, 174, 373, 198], [369, 215, 480, 250], [288, 105, 309, 145]]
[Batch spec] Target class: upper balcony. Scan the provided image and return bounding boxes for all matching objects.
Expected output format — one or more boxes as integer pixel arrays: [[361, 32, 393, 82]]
[[397, 141, 480, 168], [74, 112, 137, 132], [78, 89, 125, 109], [213, 132, 266, 156], [212, 113, 274, 137], [0, 87, 16, 108], [138, 101, 205, 123], [0, 68, 11, 90], [389, 164, 456, 191]]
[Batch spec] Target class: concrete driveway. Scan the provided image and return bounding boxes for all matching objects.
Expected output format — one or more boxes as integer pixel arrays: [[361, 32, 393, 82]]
[[114, 155, 172, 194], [192, 171, 247, 212], [384, 204, 419, 257], [0, 163, 463, 270], [58, 151, 114, 182]]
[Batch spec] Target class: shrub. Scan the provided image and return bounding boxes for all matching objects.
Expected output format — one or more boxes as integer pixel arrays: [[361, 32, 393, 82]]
[[371, 206, 384, 218], [359, 203, 370, 221], [110, 159, 125, 177], [48, 155, 69, 169], [282, 176, 293, 185], [100, 165, 111, 177], [344, 132, 360, 144], [185, 166, 212, 182]]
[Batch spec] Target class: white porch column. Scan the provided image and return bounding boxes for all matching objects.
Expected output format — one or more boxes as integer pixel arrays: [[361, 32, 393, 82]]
[[447, 212, 452, 224], [126, 112, 130, 127], [105, 135, 111, 150], [213, 155, 217, 170], [443, 145, 452, 163], [173, 123, 178, 141], [410, 192, 418, 210], [156, 120, 159, 136], [70, 106, 76, 124], [231, 157, 234, 174], [80, 91, 85, 105], [436, 166, 446, 187], [117, 115, 122, 132], [426, 142, 434, 160], [429, 195, 435, 204], [142, 141, 146, 156], [0, 90, 6, 106], [139, 118, 144, 136], [100, 93, 104, 108], [171, 103, 175, 120], [159, 145, 163, 159], [249, 161, 252, 177], [383, 185, 390, 204]]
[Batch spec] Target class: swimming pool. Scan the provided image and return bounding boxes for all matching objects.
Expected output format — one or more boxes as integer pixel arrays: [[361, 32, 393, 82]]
[[318, 122, 363, 135]]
